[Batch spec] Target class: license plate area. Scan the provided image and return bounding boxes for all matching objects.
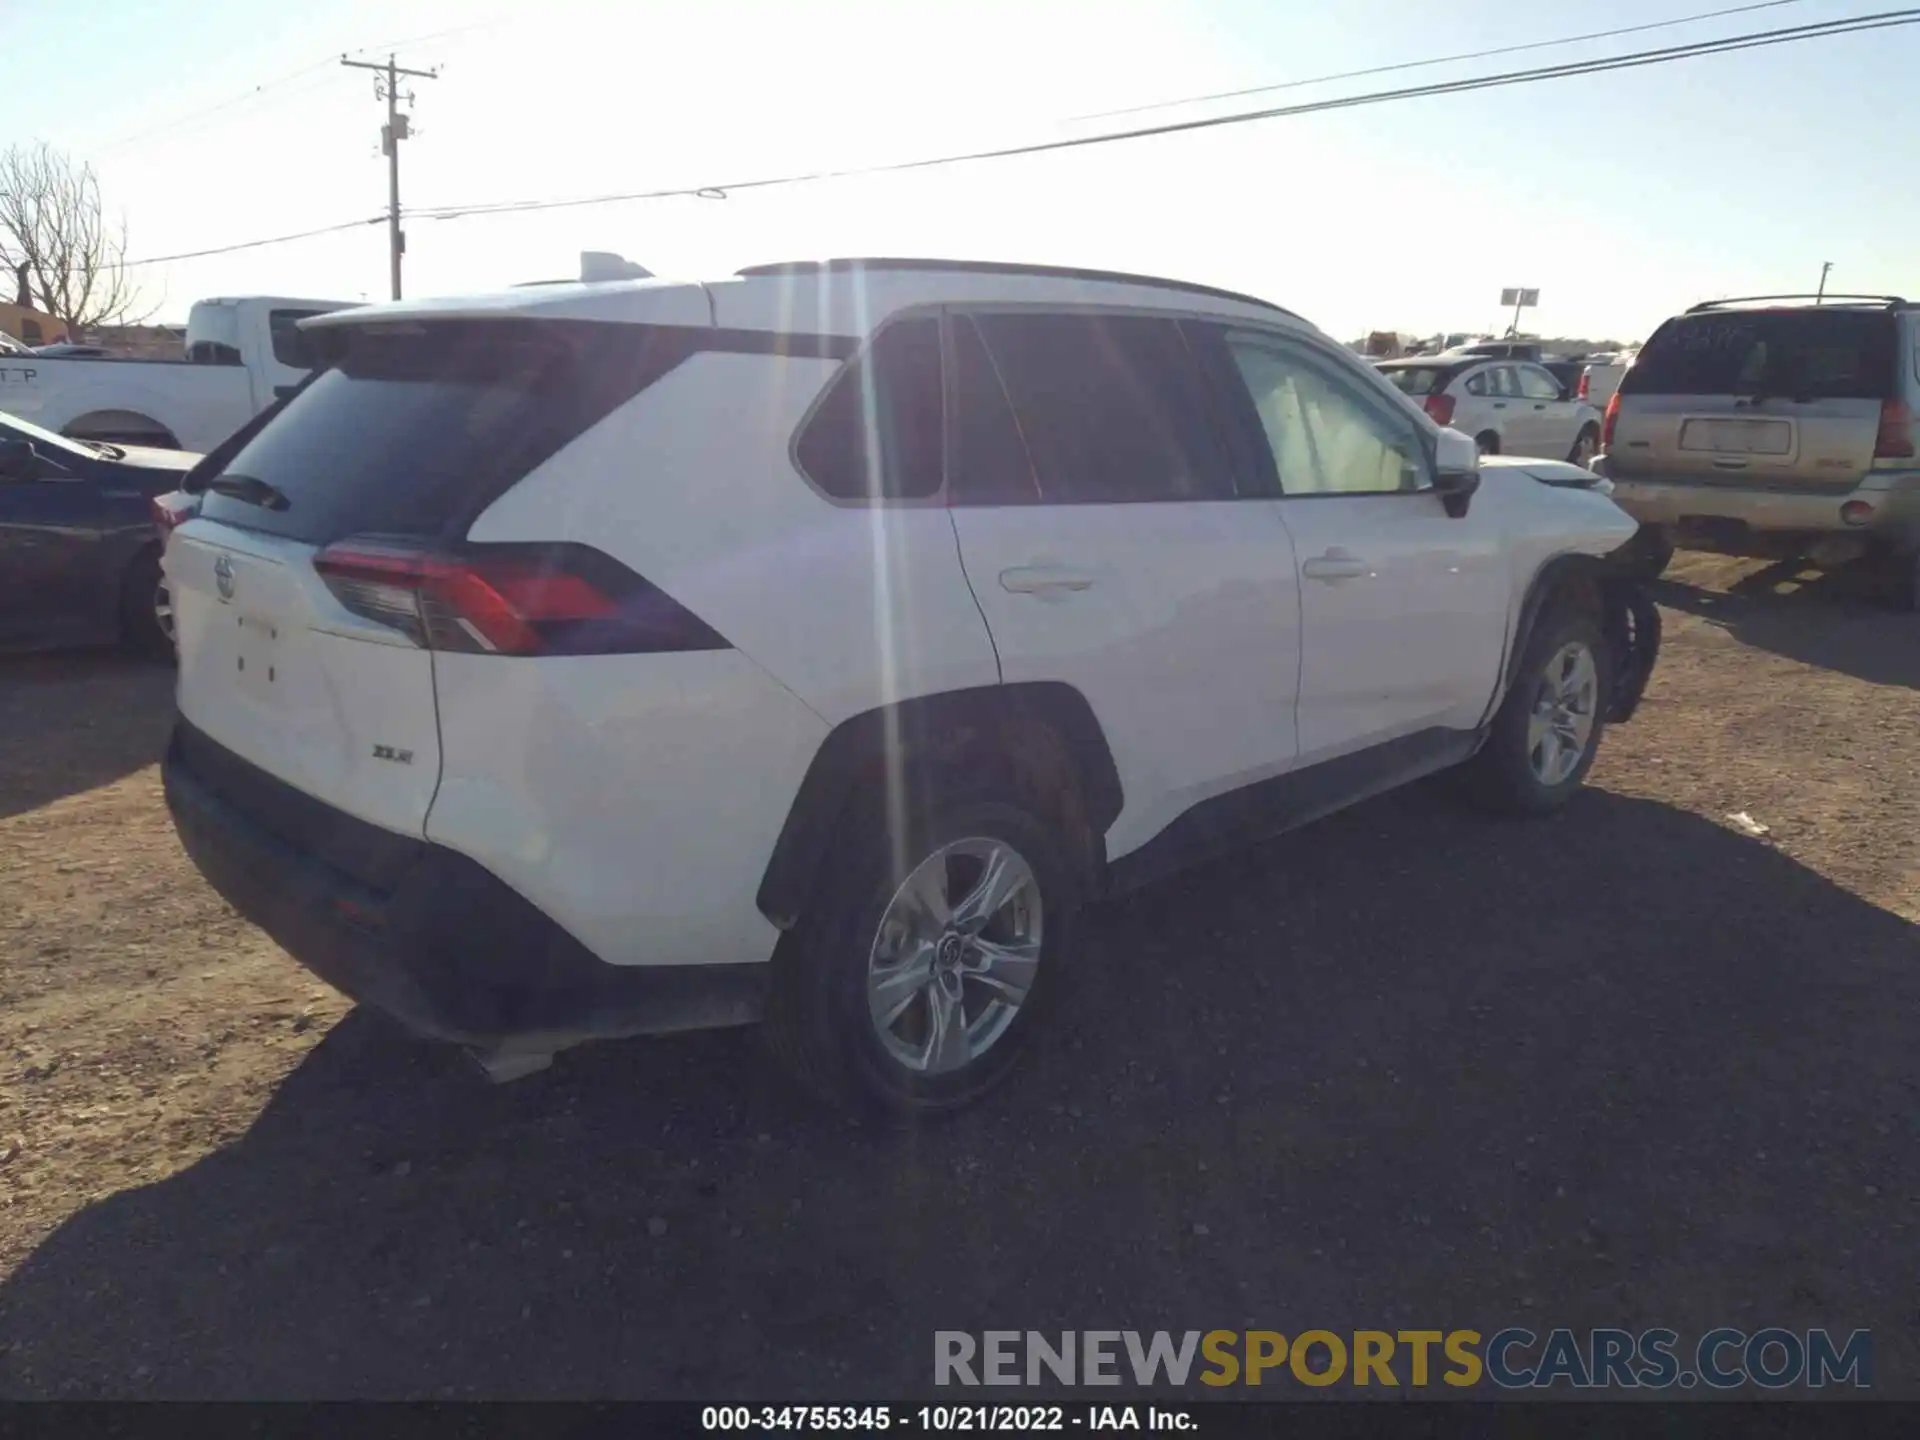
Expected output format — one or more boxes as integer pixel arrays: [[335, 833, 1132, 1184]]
[[229, 611, 288, 703], [1679, 417, 1792, 455]]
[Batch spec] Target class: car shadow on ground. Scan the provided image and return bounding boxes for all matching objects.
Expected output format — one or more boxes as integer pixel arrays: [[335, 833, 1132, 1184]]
[[1652, 559, 1918, 691], [1, 785, 1915, 1399], [0, 653, 175, 821]]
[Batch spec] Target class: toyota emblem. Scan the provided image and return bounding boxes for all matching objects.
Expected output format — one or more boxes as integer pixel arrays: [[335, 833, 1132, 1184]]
[[213, 553, 235, 601]]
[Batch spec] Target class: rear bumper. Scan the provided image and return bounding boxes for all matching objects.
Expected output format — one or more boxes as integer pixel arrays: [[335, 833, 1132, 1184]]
[[163, 722, 768, 1050], [1596, 460, 1920, 550]]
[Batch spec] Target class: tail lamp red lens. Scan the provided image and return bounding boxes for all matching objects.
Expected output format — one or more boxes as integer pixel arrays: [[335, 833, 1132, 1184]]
[[1602, 392, 1622, 449], [1576, 372, 1591, 401], [151, 493, 198, 531], [313, 539, 728, 657], [1874, 399, 1915, 460], [1423, 393, 1457, 427]]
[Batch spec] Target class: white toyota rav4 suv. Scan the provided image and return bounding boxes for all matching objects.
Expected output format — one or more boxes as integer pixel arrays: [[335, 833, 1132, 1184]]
[[161, 258, 1660, 1117]]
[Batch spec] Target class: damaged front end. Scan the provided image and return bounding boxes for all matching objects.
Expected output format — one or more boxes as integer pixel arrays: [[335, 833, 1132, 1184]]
[[1600, 571, 1662, 722]]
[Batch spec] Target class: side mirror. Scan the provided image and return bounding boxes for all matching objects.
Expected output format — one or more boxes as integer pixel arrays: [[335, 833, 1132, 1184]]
[[1429, 429, 1481, 518], [0, 437, 37, 481]]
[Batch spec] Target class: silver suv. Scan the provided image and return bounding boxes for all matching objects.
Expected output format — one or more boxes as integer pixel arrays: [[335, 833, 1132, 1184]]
[[1597, 295, 1920, 607]]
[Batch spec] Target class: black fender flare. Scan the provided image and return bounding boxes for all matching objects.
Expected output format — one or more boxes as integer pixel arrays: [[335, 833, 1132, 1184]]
[[754, 682, 1123, 930], [1489, 550, 1661, 728]]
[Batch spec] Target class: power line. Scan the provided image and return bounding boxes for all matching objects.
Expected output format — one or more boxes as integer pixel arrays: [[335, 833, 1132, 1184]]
[[121, 7, 1920, 267], [124, 217, 385, 267], [96, 61, 339, 154], [409, 7, 1920, 222], [1071, 0, 1812, 121]]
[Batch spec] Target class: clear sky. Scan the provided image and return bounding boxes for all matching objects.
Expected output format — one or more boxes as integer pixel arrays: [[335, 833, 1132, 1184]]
[[3, 0, 1913, 344]]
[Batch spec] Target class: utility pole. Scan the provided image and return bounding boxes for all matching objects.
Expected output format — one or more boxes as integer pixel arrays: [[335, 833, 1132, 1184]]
[[341, 53, 439, 300], [1816, 261, 1833, 304]]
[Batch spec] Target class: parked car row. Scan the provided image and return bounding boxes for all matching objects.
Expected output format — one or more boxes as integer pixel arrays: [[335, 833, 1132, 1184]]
[[155, 255, 1662, 1117], [0, 411, 198, 656], [1376, 354, 1605, 465]]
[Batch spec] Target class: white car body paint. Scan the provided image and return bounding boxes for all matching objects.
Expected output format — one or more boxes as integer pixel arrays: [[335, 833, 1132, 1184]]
[[167, 262, 1651, 1019]]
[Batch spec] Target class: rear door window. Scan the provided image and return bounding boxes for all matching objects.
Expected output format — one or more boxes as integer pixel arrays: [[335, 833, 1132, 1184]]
[[948, 315, 1041, 505], [1625, 310, 1898, 399], [969, 312, 1234, 503], [197, 320, 697, 544]]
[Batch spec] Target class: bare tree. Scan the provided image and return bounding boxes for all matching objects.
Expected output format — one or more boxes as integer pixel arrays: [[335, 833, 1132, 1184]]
[[0, 142, 148, 333]]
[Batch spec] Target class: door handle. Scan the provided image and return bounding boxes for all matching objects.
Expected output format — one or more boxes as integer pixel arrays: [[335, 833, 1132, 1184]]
[[1533, 402, 1548, 410], [1000, 565, 1095, 594], [1301, 549, 1368, 583], [1492, 402, 1508, 410]]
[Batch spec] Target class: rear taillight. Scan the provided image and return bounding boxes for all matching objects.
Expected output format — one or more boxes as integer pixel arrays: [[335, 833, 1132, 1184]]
[[313, 539, 728, 656], [1577, 372, 1591, 401], [151, 492, 197, 531], [1602, 392, 1622, 449], [1874, 399, 1915, 459], [1423, 393, 1456, 427]]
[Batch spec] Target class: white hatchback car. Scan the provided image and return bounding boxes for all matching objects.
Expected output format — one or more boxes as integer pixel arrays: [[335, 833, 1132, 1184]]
[[1378, 355, 1606, 466], [161, 257, 1660, 1117]]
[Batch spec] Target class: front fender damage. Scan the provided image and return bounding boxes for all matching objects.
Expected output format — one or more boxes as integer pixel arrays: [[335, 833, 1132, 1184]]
[[1600, 574, 1661, 723]]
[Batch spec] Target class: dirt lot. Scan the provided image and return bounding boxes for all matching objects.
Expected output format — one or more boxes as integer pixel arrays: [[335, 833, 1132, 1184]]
[[0, 553, 1915, 1399]]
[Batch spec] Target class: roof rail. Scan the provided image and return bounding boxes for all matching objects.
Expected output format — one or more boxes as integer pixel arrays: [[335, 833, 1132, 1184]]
[[734, 257, 1298, 319], [1686, 293, 1909, 313]]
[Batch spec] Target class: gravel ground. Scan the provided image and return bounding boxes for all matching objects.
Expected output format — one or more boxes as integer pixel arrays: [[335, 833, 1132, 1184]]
[[0, 552, 1914, 1399]]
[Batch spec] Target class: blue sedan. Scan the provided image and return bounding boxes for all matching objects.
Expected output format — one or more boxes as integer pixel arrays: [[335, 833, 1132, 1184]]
[[0, 411, 201, 657]]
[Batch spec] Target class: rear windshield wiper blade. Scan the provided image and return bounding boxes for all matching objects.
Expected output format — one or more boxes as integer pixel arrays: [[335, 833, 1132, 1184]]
[[207, 474, 291, 511]]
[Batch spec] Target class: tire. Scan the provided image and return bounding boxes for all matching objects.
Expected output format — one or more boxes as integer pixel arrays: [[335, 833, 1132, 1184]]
[[1475, 431, 1501, 456], [1463, 606, 1612, 817], [120, 549, 175, 662], [763, 775, 1083, 1120], [1619, 524, 1675, 580], [1567, 424, 1601, 469]]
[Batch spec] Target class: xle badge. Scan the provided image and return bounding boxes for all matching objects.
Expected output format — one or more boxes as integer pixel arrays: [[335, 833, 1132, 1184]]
[[372, 745, 415, 765]]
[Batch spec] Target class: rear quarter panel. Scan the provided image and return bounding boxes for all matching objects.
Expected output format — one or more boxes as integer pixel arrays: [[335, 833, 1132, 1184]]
[[426, 650, 829, 969], [465, 350, 1003, 725]]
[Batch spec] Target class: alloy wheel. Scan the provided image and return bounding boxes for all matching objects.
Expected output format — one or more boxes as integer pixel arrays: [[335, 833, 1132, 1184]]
[[865, 837, 1043, 1075], [1527, 641, 1598, 785]]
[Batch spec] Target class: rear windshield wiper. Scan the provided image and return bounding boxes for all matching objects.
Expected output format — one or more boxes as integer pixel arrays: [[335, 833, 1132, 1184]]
[[207, 473, 291, 511]]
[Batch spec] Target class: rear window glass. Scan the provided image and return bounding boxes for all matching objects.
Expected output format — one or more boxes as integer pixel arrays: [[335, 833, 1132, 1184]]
[[1625, 310, 1897, 399], [197, 320, 694, 544], [1380, 366, 1449, 397]]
